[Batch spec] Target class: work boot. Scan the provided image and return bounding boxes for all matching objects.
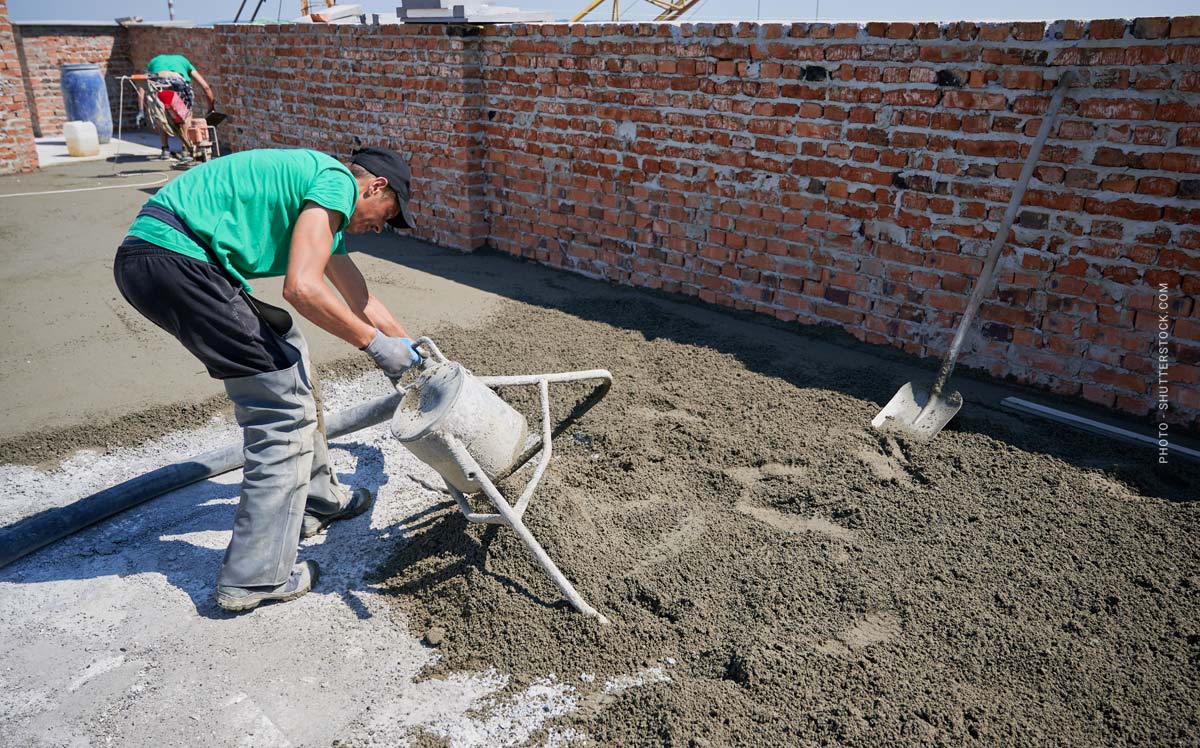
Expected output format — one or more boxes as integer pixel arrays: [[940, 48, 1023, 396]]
[[216, 560, 319, 612], [301, 487, 375, 539]]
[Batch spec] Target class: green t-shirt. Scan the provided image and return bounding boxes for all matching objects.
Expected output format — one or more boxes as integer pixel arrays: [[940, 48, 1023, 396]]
[[145, 54, 196, 78], [128, 149, 358, 292]]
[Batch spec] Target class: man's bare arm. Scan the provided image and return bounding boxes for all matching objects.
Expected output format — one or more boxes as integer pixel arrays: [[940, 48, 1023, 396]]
[[283, 203, 377, 348], [190, 70, 215, 108], [324, 254, 412, 340]]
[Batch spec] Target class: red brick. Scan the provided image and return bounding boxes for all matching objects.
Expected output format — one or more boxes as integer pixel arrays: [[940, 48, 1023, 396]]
[[1084, 198, 1163, 221], [1170, 17, 1200, 37], [943, 90, 1009, 110], [928, 292, 967, 312], [1160, 249, 1200, 271], [1132, 17, 1171, 39], [1113, 392, 1151, 415], [1102, 176, 1138, 193], [1158, 102, 1200, 122], [1057, 20, 1086, 40], [1135, 73, 1173, 91], [1089, 19, 1129, 39], [1025, 190, 1086, 212], [1090, 368, 1147, 394], [1012, 22, 1046, 41], [0, 4, 37, 173], [1003, 70, 1044, 89], [1077, 98, 1157, 120], [1137, 177, 1178, 196], [919, 46, 977, 63], [979, 23, 1011, 41], [1178, 319, 1200, 342], [882, 89, 940, 107], [1174, 364, 1200, 386]]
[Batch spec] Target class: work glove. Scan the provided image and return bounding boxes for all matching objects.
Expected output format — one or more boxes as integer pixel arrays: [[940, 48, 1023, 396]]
[[362, 331, 422, 378], [135, 110, 145, 128]]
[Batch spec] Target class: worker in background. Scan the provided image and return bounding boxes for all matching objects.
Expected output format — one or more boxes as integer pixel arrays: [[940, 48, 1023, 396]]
[[113, 147, 421, 612], [135, 53, 215, 161]]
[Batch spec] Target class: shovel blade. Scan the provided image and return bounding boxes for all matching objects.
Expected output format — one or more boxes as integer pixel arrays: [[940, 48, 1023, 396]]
[[870, 382, 963, 442]]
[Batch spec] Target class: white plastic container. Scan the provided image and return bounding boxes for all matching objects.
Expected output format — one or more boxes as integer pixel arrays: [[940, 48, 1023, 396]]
[[63, 121, 100, 157]]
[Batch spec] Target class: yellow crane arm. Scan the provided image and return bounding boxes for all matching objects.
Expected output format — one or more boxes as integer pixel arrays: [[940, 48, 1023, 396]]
[[572, 0, 700, 22]]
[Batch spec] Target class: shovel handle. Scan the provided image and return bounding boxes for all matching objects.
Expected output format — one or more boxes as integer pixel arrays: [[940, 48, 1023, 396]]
[[928, 71, 1075, 398]]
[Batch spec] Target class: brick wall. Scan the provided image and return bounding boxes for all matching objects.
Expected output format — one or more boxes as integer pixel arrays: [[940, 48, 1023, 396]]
[[0, 0, 36, 173], [13, 23, 135, 136], [12, 18, 1200, 426], [212, 24, 488, 252], [478, 19, 1200, 426]]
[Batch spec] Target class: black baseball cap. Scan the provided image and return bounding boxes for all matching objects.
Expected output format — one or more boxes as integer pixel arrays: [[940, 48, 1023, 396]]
[[350, 146, 415, 229]]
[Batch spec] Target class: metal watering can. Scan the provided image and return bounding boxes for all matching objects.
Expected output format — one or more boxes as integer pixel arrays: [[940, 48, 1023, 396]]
[[390, 338, 613, 623], [392, 359, 529, 494]]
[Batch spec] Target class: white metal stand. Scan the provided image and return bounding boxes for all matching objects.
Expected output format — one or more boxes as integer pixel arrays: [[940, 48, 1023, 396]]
[[413, 339, 613, 624]]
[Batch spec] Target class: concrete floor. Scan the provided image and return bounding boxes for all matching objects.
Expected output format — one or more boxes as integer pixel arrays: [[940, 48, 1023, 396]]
[[0, 157, 510, 445], [0, 372, 616, 747], [0, 156, 663, 747], [35, 131, 161, 168]]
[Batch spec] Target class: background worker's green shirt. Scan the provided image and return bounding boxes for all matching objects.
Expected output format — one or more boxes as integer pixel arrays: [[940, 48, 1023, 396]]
[[127, 149, 357, 292], [145, 54, 196, 78]]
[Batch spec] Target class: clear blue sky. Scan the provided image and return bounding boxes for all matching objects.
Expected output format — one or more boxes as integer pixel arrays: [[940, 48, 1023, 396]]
[[9, 0, 1197, 24]]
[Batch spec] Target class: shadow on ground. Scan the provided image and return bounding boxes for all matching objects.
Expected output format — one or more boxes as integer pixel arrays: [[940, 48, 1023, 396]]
[[353, 233, 1198, 503], [0, 440, 417, 617]]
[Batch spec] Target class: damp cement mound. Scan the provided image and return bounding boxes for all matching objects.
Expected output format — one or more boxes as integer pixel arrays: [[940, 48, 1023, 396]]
[[369, 297, 1199, 747]]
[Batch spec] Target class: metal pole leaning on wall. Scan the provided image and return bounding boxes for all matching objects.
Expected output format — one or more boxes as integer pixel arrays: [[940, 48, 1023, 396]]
[[0, 391, 403, 570]]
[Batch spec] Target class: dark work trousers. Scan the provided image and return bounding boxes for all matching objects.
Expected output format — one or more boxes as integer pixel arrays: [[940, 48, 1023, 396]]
[[113, 238, 349, 587]]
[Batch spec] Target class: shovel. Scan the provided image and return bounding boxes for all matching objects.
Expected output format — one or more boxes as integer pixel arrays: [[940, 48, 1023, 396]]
[[872, 72, 1075, 441]]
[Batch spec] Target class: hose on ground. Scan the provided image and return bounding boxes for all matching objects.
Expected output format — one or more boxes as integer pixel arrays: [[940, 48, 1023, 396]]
[[0, 391, 403, 570]]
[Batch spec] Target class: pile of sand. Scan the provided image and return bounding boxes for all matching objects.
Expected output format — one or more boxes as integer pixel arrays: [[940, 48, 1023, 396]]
[[360, 296, 1199, 747]]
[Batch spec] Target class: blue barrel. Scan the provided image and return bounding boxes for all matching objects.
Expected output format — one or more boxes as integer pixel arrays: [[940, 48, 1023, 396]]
[[60, 63, 113, 144]]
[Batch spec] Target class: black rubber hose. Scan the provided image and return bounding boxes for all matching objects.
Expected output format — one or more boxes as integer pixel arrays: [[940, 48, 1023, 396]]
[[0, 391, 403, 570]]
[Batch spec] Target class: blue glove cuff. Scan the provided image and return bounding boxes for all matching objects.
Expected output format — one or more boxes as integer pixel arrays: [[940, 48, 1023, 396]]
[[400, 337, 423, 365]]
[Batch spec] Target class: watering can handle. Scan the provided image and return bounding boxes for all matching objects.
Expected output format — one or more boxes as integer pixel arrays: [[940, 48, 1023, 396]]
[[387, 336, 448, 392], [412, 336, 448, 364]]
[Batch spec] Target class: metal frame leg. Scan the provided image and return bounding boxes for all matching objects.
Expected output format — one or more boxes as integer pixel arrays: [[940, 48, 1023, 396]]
[[441, 373, 612, 624], [405, 337, 612, 622]]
